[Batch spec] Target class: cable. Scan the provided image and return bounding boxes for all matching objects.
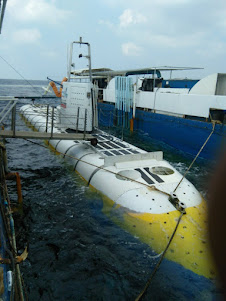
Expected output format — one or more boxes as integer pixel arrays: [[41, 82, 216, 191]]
[[174, 121, 216, 192], [135, 211, 185, 301], [0, 55, 43, 96]]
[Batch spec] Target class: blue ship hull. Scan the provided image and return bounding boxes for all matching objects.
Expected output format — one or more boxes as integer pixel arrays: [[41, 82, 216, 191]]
[[98, 103, 225, 161]]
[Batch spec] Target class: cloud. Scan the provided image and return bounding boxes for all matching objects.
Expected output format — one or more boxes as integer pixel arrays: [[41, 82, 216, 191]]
[[119, 9, 147, 27], [7, 0, 71, 25], [99, 0, 226, 60], [121, 42, 142, 56], [98, 8, 147, 33], [12, 29, 41, 44]]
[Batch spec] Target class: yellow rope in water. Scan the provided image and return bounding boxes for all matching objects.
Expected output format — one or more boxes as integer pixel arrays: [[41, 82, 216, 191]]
[[135, 211, 185, 301]]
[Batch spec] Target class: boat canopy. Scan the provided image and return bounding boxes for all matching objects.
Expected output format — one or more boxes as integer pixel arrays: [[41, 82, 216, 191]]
[[71, 68, 113, 76], [71, 66, 202, 79], [89, 68, 163, 78], [125, 69, 161, 78]]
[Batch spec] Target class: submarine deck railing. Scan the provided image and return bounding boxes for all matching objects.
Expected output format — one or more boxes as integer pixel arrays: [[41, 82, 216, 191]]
[[0, 97, 94, 140]]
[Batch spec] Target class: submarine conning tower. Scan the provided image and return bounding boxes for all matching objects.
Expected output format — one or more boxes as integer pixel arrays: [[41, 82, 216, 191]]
[[56, 37, 97, 133], [56, 81, 93, 132]]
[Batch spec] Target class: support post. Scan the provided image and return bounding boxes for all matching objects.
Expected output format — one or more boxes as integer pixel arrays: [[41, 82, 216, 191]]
[[76, 107, 80, 133], [83, 109, 87, 139], [45, 104, 49, 132], [11, 104, 16, 137], [51, 107, 54, 138]]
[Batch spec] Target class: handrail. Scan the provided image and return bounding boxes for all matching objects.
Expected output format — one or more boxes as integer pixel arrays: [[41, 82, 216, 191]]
[[0, 99, 17, 124]]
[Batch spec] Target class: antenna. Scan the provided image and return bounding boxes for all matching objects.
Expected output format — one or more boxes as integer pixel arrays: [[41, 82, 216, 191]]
[[67, 37, 98, 129]]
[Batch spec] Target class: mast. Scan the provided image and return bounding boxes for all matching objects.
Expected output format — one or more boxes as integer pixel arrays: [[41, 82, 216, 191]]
[[67, 37, 98, 130]]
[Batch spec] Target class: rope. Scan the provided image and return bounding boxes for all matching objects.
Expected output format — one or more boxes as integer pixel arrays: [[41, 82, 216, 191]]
[[174, 121, 216, 192], [135, 211, 185, 301], [23, 138, 170, 197], [0, 55, 43, 97]]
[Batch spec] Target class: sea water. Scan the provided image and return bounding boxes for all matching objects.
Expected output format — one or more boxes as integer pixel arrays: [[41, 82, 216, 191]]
[[0, 79, 223, 300]]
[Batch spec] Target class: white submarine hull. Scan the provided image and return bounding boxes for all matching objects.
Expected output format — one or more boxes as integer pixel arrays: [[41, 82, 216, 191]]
[[20, 103, 216, 279]]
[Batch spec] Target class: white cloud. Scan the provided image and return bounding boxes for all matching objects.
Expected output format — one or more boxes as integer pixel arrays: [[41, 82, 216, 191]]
[[7, 0, 71, 25], [100, 1, 224, 56], [119, 9, 147, 27], [12, 29, 41, 44], [121, 42, 142, 56]]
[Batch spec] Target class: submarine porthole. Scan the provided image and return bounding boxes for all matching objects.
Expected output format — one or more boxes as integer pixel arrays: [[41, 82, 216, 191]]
[[150, 166, 174, 175], [116, 170, 140, 181]]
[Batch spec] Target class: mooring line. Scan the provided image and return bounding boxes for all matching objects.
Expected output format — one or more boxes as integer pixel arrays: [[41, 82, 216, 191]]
[[0, 54, 43, 97], [135, 211, 185, 301], [174, 121, 216, 192]]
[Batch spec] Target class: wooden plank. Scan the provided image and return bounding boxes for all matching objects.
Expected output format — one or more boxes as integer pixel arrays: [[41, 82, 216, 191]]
[[0, 130, 94, 140]]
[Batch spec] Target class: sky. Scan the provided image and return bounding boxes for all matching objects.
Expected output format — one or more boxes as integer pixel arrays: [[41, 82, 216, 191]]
[[0, 0, 226, 80]]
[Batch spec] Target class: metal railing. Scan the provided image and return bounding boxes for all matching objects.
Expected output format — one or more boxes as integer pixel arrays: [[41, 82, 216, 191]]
[[0, 98, 92, 141]]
